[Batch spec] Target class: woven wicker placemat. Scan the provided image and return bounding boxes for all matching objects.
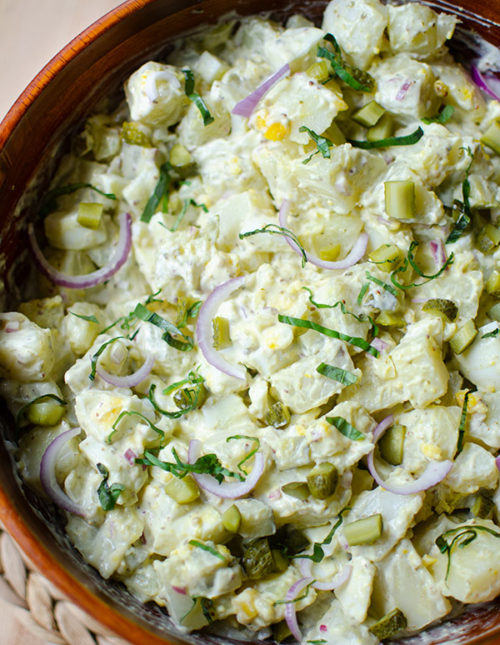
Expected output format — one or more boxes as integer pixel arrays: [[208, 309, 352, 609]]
[[0, 523, 131, 645]]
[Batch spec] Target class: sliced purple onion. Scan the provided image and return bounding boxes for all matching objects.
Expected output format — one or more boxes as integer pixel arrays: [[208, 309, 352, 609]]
[[124, 448, 137, 466], [96, 354, 155, 388], [28, 212, 132, 289], [4, 321, 20, 333], [370, 337, 389, 353], [196, 277, 247, 380], [297, 556, 352, 590], [471, 64, 500, 101], [284, 576, 313, 642], [395, 80, 413, 101], [429, 240, 446, 267], [171, 585, 188, 596], [232, 64, 290, 117], [278, 201, 368, 270], [40, 428, 84, 516], [367, 415, 453, 495], [496, 455, 500, 472], [188, 439, 264, 498]]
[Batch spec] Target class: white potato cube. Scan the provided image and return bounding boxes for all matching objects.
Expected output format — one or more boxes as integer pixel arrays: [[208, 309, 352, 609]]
[[0, 313, 55, 382], [388, 4, 456, 57], [445, 442, 498, 494]]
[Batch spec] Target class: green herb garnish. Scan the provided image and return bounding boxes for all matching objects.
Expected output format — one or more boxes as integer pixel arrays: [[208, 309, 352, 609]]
[[456, 391, 470, 456], [226, 435, 260, 474], [134, 303, 194, 351], [89, 336, 127, 381], [365, 272, 398, 297], [348, 126, 424, 149], [239, 224, 308, 266], [294, 508, 349, 562], [316, 363, 358, 385], [390, 241, 454, 291], [182, 69, 214, 126], [318, 34, 374, 92], [483, 328, 500, 338], [148, 382, 203, 419], [326, 416, 365, 440], [357, 282, 369, 306], [15, 394, 67, 427], [39, 182, 116, 217], [176, 300, 202, 329], [70, 312, 99, 324], [162, 199, 208, 233], [274, 581, 314, 606], [422, 105, 455, 125], [97, 463, 125, 511], [447, 148, 474, 244], [436, 524, 500, 580], [299, 125, 334, 163], [141, 162, 172, 223], [188, 539, 226, 561], [107, 410, 165, 444], [136, 448, 243, 483], [278, 314, 379, 357]]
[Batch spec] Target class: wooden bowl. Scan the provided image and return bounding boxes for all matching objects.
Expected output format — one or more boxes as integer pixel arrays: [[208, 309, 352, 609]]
[[1, 1, 500, 643]]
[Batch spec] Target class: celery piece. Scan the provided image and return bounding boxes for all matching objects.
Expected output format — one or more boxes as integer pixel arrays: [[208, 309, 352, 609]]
[[77, 202, 103, 229], [375, 311, 406, 327], [450, 320, 477, 354], [481, 119, 500, 155], [486, 271, 500, 297], [222, 504, 241, 533], [352, 100, 385, 128], [422, 298, 458, 322], [212, 316, 231, 349], [369, 608, 407, 640], [367, 113, 393, 141], [369, 243, 405, 272], [379, 424, 406, 466], [169, 143, 193, 168], [307, 462, 338, 499], [384, 180, 415, 220], [164, 475, 200, 504], [26, 400, 65, 426], [344, 513, 383, 546]]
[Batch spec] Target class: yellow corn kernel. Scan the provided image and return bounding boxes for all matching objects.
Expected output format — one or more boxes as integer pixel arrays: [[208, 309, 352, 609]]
[[264, 122, 288, 141]]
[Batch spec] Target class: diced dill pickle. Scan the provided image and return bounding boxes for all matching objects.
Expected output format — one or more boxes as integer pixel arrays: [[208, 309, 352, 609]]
[[384, 180, 415, 220], [422, 298, 458, 322], [273, 524, 310, 555], [26, 400, 65, 426], [486, 271, 500, 297], [471, 491, 494, 519], [367, 113, 393, 141], [450, 320, 477, 354], [242, 538, 274, 579], [323, 121, 346, 146], [352, 100, 385, 127], [379, 424, 406, 466], [476, 223, 500, 254], [306, 60, 330, 83], [164, 475, 199, 504], [212, 316, 231, 350], [77, 202, 103, 229], [369, 608, 407, 640], [271, 549, 289, 572], [488, 302, 500, 321], [368, 244, 405, 272], [307, 462, 338, 499], [265, 400, 291, 429], [272, 621, 293, 643], [319, 244, 341, 261], [344, 513, 383, 546], [173, 383, 207, 410], [222, 504, 241, 533], [281, 482, 310, 500], [121, 121, 150, 146], [375, 311, 406, 327], [169, 143, 193, 167], [481, 119, 500, 155]]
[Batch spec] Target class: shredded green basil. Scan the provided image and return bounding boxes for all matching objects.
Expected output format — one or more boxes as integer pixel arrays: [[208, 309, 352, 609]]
[[357, 282, 369, 306], [141, 162, 172, 223], [239, 224, 308, 266], [134, 303, 194, 351], [456, 391, 470, 456], [422, 104, 455, 125], [390, 241, 454, 291], [447, 148, 474, 243], [16, 394, 66, 426], [326, 416, 365, 441], [176, 300, 202, 329], [199, 598, 214, 624], [348, 126, 424, 149], [307, 641, 327, 644], [436, 524, 500, 580], [294, 508, 349, 562], [316, 363, 358, 386], [99, 290, 163, 336], [365, 272, 398, 297], [188, 539, 226, 561], [483, 328, 500, 338], [182, 69, 214, 125], [278, 314, 379, 357], [299, 125, 334, 163], [148, 382, 203, 419], [89, 336, 127, 381], [162, 198, 208, 233], [274, 582, 314, 606], [318, 34, 374, 92], [107, 410, 165, 445], [96, 463, 125, 511], [136, 448, 244, 483], [70, 312, 99, 324], [39, 182, 116, 217], [226, 435, 260, 474]]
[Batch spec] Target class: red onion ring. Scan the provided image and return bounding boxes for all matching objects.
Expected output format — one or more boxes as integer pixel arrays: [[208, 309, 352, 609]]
[[28, 212, 132, 289], [429, 240, 446, 266], [284, 576, 314, 642], [124, 448, 137, 466], [96, 354, 155, 388], [232, 63, 290, 118], [196, 277, 247, 380], [370, 337, 389, 353], [396, 79, 413, 101], [471, 64, 500, 101], [367, 415, 453, 495], [188, 439, 264, 498], [40, 428, 84, 516], [496, 455, 500, 472], [278, 201, 368, 270], [297, 559, 352, 591]]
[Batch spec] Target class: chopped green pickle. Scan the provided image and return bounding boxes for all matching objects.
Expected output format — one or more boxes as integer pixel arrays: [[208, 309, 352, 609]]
[[242, 538, 274, 579], [281, 481, 310, 500], [265, 400, 291, 429], [486, 271, 500, 297], [367, 113, 393, 141], [169, 143, 193, 167], [121, 121, 151, 146], [77, 202, 103, 229], [271, 549, 289, 572], [375, 311, 406, 327], [488, 302, 500, 321], [384, 180, 415, 220], [212, 316, 231, 350], [274, 524, 310, 555], [272, 621, 293, 643], [471, 491, 494, 519], [222, 504, 241, 533], [368, 243, 405, 272], [306, 60, 330, 83], [352, 100, 385, 127], [319, 243, 341, 261], [422, 298, 458, 322], [323, 121, 346, 146], [173, 383, 207, 410], [476, 223, 500, 254], [344, 513, 383, 546], [307, 462, 338, 499], [379, 424, 406, 466], [369, 608, 408, 640], [450, 320, 477, 354], [481, 119, 500, 155], [164, 475, 200, 504], [26, 400, 65, 426]]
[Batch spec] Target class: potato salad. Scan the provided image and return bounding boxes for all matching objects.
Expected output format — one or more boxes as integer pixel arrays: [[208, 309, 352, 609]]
[[3, 0, 500, 642]]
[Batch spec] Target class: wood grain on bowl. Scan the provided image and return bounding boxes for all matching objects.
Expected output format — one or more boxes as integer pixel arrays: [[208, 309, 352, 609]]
[[1, 1, 500, 644]]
